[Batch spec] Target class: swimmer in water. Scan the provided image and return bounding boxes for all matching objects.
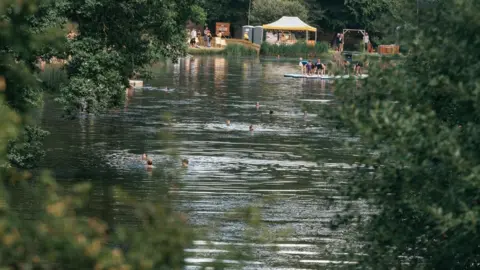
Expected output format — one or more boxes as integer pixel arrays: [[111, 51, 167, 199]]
[[256, 102, 260, 109], [142, 153, 147, 160], [182, 159, 189, 167], [249, 125, 254, 131], [269, 110, 273, 115], [226, 119, 231, 126], [146, 159, 153, 169]]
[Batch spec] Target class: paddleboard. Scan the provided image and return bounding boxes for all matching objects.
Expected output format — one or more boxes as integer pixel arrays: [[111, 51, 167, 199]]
[[284, 74, 368, 79]]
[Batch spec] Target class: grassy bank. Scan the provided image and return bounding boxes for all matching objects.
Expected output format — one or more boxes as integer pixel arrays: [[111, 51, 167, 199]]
[[186, 43, 406, 60], [187, 47, 225, 55], [260, 42, 329, 57], [224, 44, 258, 56], [187, 44, 258, 57]]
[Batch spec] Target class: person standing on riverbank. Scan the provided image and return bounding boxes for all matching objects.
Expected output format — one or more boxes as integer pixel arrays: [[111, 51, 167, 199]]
[[339, 33, 344, 52], [335, 33, 341, 51], [204, 27, 211, 47], [190, 28, 197, 47], [244, 32, 250, 41], [363, 32, 370, 52]]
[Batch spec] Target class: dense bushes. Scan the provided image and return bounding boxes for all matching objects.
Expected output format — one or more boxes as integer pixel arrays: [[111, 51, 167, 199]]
[[188, 44, 258, 56], [224, 44, 258, 56], [188, 41, 329, 57], [328, 0, 480, 268], [260, 41, 329, 57]]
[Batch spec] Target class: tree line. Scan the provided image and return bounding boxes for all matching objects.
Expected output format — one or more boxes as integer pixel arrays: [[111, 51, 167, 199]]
[[199, 0, 405, 41]]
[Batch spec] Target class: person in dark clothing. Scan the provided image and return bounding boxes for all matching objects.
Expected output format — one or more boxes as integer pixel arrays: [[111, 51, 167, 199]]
[[354, 61, 363, 75], [315, 58, 326, 75], [331, 33, 338, 51], [306, 60, 313, 75]]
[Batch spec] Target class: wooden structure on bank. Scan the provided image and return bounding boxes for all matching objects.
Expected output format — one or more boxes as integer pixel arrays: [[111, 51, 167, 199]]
[[343, 29, 366, 36], [378, 45, 400, 55], [215, 22, 231, 37]]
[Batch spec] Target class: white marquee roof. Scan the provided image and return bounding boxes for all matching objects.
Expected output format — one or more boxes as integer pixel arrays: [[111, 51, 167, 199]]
[[263, 16, 316, 32]]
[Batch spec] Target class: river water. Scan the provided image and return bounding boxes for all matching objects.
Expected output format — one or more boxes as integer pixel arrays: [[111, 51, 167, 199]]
[[38, 56, 359, 269]]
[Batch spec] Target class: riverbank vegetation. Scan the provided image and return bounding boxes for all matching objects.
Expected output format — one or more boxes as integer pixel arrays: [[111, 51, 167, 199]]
[[188, 41, 328, 57], [187, 44, 258, 56], [260, 42, 329, 57], [327, 0, 480, 268], [224, 44, 258, 57]]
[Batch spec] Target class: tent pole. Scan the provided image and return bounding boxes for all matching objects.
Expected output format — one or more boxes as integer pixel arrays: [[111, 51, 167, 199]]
[[315, 31, 317, 42]]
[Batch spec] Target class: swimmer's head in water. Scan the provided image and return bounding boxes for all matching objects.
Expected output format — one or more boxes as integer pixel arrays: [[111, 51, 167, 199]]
[[147, 159, 153, 166], [226, 120, 231, 126], [249, 125, 254, 131], [142, 153, 147, 160], [182, 159, 189, 167], [269, 110, 273, 115]]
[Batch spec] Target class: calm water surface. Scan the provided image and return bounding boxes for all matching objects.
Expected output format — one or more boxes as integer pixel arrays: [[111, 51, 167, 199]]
[[38, 56, 359, 268]]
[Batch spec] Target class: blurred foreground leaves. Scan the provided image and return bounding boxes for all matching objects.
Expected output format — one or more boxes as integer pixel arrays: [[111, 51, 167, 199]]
[[327, 0, 480, 268], [0, 1, 196, 269]]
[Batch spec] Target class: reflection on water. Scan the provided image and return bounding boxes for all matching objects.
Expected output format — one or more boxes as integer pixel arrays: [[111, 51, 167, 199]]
[[36, 56, 359, 268]]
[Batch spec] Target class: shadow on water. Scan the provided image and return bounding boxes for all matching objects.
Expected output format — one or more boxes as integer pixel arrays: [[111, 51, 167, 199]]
[[25, 56, 360, 268]]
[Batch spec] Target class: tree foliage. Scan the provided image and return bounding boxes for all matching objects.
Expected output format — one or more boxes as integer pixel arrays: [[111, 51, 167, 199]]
[[199, 0, 402, 39], [329, 0, 480, 268], [51, 0, 205, 115], [2, 0, 205, 168], [0, 2, 196, 268], [1, 0, 66, 168], [250, 0, 309, 25], [200, 0, 250, 28]]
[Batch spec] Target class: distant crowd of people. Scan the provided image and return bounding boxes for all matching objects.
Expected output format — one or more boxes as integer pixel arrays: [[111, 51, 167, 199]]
[[298, 58, 327, 75], [299, 52, 368, 76], [189, 27, 227, 48], [332, 32, 370, 53]]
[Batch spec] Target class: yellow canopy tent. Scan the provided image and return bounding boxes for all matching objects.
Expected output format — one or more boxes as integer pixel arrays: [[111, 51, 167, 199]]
[[262, 16, 317, 42]]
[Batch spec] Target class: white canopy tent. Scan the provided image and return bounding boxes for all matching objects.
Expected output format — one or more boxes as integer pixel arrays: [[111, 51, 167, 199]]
[[262, 16, 317, 42]]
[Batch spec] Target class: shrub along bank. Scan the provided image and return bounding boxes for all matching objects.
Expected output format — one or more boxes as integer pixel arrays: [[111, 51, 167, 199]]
[[187, 44, 258, 56], [188, 42, 329, 57], [260, 42, 329, 57]]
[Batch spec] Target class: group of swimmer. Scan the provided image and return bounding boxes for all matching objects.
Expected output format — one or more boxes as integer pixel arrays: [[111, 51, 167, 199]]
[[141, 102, 306, 171], [225, 102, 307, 133], [141, 153, 189, 169], [225, 102, 278, 132], [299, 53, 367, 77]]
